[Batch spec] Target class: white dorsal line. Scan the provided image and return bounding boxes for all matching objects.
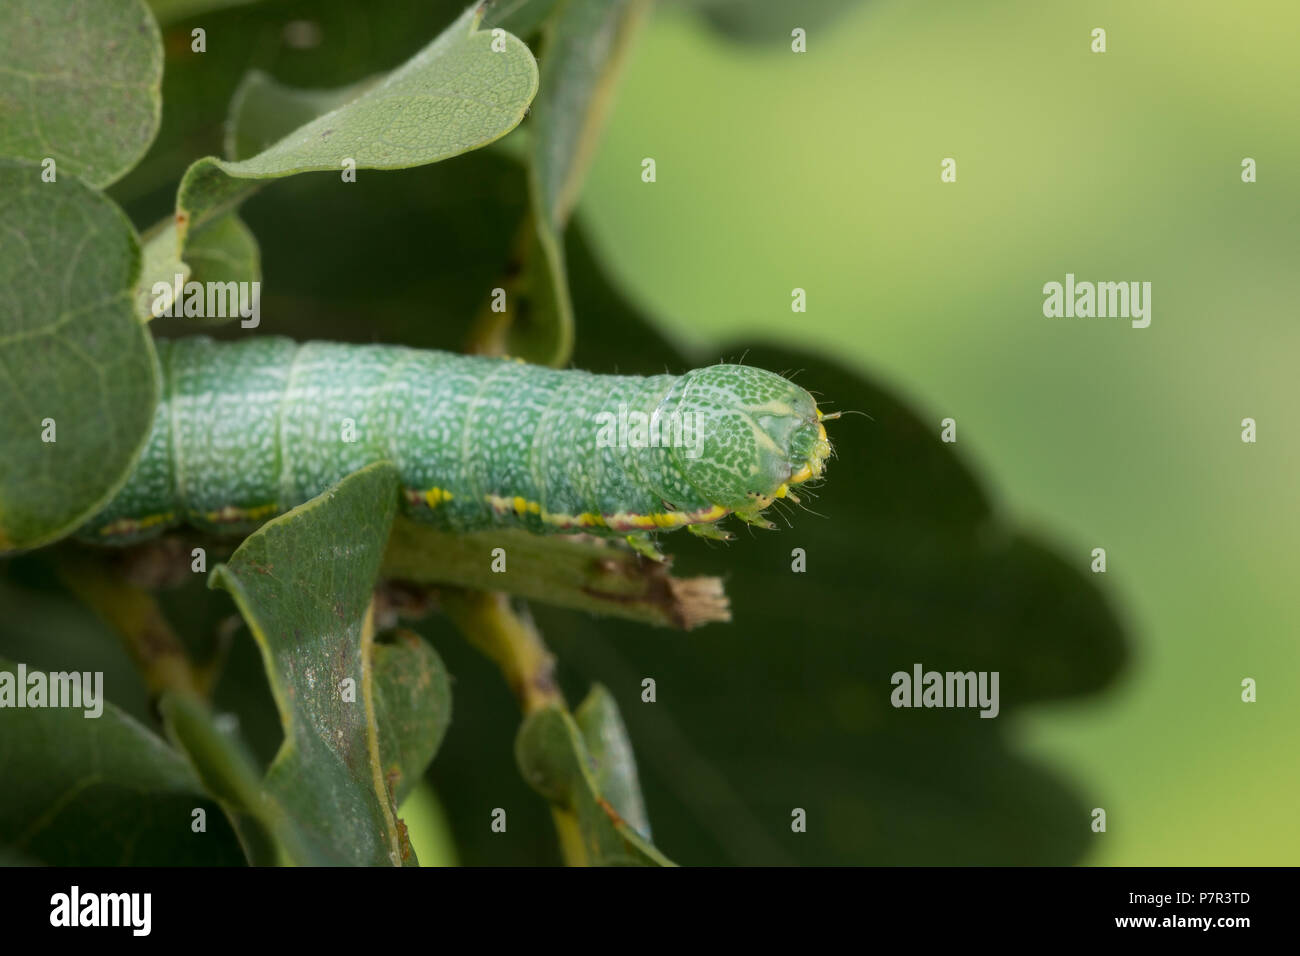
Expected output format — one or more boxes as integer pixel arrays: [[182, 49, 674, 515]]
[[744, 399, 796, 417]]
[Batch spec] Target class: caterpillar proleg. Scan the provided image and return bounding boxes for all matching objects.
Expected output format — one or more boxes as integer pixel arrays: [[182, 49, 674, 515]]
[[79, 337, 833, 545]]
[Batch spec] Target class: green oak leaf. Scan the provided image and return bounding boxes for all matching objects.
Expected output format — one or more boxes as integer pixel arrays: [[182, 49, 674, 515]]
[[159, 690, 328, 866], [0, 658, 245, 865], [110, 0, 475, 216], [129, 71, 380, 323], [204, 147, 528, 352], [208, 461, 415, 866], [516, 700, 674, 866], [372, 629, 452, 806], [574, 683, 652, 838], [477, 0, 648, 366], [136, 221, 190, 320], [182, 212, 260, 299], [397, 781, 460, 867], [0, 0, 163, 188], [155, 623, 450, 866], [225, 71, 381, 163], [173, 3, 539, 247], [136, 210, 260, 322], [531, 0, 649, 231], [0, 161, 160, 554]]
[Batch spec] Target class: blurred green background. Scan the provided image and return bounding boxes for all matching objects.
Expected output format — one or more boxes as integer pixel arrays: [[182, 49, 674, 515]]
[[574, 0, 1299, 864]]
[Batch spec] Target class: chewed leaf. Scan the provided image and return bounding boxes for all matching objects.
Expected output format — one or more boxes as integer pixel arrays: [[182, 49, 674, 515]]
[[173, 4, 539, 246], [0, 161, 159, 554], [209, 462, 412, 865], [0, 0, 163, 187]]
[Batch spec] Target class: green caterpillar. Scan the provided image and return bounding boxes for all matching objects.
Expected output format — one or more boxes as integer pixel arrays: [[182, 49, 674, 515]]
[[79, 337, 833, 546]]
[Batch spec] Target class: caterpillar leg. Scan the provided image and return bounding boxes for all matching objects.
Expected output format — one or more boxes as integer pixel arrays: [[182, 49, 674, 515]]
[[734, 509, 776, 531], [687, 521, 734, 542], [625, 533, 667, 563]]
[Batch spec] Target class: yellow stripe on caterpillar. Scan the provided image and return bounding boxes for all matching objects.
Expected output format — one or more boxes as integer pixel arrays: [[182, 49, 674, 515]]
[[483, 494, 728, 533], [96, 511, 177, 537], [203, 503, 279, 524]]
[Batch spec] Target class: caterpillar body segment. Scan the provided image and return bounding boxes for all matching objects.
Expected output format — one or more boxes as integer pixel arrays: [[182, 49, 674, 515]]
[[79, 337, 832, 545]]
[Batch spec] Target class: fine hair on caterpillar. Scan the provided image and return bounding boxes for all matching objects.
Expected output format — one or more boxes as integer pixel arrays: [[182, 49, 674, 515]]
[[79, 337, 835, 547]]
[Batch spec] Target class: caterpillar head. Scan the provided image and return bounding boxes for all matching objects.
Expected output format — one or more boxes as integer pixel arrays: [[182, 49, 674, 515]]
[[673, 364, 831, 520]]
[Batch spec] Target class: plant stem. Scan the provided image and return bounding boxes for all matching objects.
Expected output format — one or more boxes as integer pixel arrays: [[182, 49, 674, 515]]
[[55, 552, 202, 698], [441, 589, 563, 715], [384, 520, 730, 630], [442, 588, 592, 864]]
